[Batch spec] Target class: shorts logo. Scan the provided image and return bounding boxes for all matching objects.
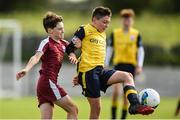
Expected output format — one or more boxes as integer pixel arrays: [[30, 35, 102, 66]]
[[62, 45, 66, 52]]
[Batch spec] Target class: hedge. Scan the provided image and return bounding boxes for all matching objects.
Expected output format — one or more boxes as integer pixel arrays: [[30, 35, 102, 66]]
[[1, 35, 180, 66], [144, 44, 180, 66]]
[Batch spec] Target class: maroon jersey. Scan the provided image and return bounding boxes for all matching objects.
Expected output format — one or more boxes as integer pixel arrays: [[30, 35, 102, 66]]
[[37, 37, 68, 82], [36, 37, 68, 107]]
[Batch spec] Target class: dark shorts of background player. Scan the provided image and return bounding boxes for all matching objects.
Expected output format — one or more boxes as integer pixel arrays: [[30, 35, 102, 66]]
[[114, 63, 135, 77], [78, 66, 116, 98]]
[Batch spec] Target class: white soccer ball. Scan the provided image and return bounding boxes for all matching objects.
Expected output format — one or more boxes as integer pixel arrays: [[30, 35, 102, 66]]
[[138, 88, 160, 109]]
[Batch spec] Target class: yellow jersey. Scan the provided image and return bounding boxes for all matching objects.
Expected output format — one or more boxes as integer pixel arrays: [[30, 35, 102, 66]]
[[75, 24, 106, 72], [112, 28, 139, 65]]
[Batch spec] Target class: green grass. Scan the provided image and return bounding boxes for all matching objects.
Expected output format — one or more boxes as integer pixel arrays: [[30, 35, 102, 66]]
[[0, 11, 180, 48], [0, 11, 90, 37], [0, 96, 179, 119]]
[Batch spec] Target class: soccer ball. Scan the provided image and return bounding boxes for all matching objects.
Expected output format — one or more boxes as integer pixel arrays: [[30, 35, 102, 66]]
[[138, 88, 160, 109]]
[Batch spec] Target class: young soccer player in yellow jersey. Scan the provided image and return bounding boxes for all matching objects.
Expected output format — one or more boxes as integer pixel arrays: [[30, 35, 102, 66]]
[[105, 9, 145, 119], [66, 6, 153, 119]]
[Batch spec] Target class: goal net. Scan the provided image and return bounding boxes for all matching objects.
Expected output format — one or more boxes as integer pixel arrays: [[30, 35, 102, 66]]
[[0, 19, 22, 98]]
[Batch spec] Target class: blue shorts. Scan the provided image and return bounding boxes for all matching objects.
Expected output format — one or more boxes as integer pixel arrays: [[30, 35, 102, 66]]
[[78, 66, 115, 98]]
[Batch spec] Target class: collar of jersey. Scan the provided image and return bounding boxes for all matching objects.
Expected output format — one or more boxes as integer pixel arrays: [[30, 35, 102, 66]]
[[49, 37, 61, 44]]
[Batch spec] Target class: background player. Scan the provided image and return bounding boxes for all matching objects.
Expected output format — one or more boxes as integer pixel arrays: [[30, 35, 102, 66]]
[[66, 6, 153, 119], [16, 11, 78, 119], [105, 9, 145, 119]]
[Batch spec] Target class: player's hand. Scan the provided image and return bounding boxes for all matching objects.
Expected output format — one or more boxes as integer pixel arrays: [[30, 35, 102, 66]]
[[69, 53, 78, 64], [135, 66, 142, 75], [73, 75, 79, 87], [16, 69, 27, 80]]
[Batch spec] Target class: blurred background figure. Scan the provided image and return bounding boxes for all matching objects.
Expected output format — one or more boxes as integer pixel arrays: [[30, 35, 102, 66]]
[[105, 9, 145, 119]]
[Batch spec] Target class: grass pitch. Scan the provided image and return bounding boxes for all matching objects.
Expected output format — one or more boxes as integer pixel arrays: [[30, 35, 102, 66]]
[[0, 97, 180, 119]]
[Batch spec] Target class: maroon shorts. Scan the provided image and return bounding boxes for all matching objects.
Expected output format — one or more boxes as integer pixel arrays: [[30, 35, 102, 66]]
[[36, 75, 67, 107]]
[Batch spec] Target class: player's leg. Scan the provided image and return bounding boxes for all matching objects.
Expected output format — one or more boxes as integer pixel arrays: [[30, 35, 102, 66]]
[[46, 79, 78, 119], [87, 97, 101, 119], [77, 67, 104, 119], [116, 64, 135, 119], [111, 83, 120, 119], [39, 102, 53, 119], [175, 98, 180, 116], [54, 95, 78, 119], [107, 70, 154, 115], [121, 92, 129, 119]]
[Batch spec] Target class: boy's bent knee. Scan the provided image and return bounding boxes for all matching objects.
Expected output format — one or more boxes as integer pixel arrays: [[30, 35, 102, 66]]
[[123, 72, 134, 86], [107, 71, 134, 85]]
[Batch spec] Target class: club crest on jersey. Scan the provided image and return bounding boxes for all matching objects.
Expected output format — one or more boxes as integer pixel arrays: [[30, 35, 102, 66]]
[[62, 45, 66, 52], [130, 35, 135, 41]]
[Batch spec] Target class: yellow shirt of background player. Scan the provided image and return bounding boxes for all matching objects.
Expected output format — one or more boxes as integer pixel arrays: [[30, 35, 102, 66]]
[[113, 27, 139, 66]]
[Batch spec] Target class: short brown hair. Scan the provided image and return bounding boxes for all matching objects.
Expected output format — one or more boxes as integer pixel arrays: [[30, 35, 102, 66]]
[[92, 6, 112, 20], [43, 11, 63, 33], [120, 9, 135, 18]]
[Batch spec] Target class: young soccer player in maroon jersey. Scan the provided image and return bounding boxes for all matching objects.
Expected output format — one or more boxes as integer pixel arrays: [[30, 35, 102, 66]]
[[16, 11, 78, 119]]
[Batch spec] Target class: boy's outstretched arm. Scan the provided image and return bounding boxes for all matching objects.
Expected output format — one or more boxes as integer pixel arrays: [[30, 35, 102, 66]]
[[16, 52, 43, 80]]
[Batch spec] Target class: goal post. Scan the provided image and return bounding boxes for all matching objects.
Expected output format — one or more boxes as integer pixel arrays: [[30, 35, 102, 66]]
[[0, 19, 22, 98]]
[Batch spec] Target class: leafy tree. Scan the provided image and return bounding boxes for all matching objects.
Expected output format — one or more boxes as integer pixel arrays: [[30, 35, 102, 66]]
[[0, 0, 48, 12], [102, 0, 150, 15]]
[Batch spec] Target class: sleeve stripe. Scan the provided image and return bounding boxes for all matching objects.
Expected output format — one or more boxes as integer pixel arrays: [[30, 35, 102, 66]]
[[37, 38, 49, 52], [137, 46, 145, 67]]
